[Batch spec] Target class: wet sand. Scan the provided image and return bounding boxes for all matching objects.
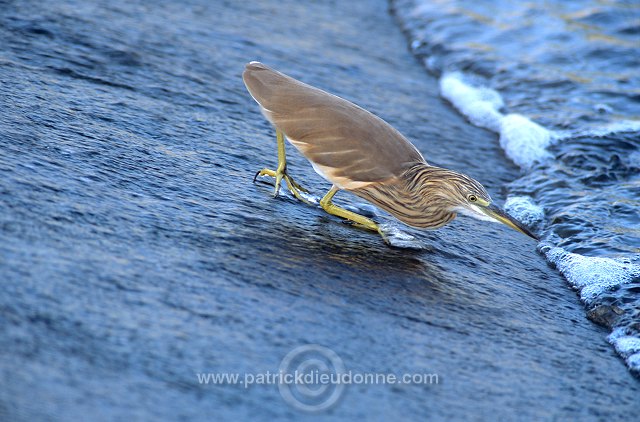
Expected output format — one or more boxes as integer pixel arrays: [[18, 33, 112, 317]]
[[1, 0, 639, 420]]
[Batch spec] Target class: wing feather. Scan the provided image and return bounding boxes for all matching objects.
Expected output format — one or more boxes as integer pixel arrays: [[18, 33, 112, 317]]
[[242, 62, 427, 190]]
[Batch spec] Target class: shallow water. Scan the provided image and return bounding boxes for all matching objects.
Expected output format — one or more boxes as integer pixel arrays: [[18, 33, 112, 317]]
[[395, 0, 640, 127], [2, 0, 640, 419], [392, 0, 640, 374]]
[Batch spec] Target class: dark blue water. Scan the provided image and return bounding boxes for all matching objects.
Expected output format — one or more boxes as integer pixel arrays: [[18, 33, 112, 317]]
[[2, 0, 640, 420], [392, 0, 640, 374], [395, 0, 640, 126]]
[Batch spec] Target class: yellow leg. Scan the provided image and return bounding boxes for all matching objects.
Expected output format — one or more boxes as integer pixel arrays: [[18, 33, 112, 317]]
[[254, 129, 311, 203], [319, 185, 381, 233]]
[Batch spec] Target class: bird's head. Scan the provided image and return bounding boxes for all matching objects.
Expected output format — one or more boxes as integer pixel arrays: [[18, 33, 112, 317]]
[[433, 169, 538, 240]]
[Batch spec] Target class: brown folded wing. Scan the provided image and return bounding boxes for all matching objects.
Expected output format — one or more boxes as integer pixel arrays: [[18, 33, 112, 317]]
[[242, 62, 427, 190]]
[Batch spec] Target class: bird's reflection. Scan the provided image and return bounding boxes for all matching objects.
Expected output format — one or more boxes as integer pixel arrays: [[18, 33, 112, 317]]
[[232, 215, 482, 314]]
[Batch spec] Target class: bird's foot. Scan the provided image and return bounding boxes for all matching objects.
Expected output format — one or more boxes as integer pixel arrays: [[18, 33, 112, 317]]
[[253, 167, 312, 204]]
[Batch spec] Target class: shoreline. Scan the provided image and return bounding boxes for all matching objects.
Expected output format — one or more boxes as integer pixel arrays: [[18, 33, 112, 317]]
[[1, 0, 639, 420]]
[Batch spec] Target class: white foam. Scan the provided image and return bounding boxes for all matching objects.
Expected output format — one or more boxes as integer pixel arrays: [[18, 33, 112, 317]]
[[571, 120, 640, 138], [504, 196, 545, 230], [439, 72, 503, 132], [439, 72, 557, 168], [609, 329, 640, 355], [543, 247, 640, 303], [499, 114, 555, 168], [628, 353, 640, 372], [608, 328, 640, 372]]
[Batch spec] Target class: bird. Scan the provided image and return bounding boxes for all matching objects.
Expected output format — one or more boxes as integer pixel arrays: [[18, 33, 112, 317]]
[[242, 61, 538, 244]]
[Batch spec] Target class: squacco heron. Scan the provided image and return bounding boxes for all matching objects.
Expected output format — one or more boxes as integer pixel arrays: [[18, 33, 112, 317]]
[[243, 61, 538, 243]]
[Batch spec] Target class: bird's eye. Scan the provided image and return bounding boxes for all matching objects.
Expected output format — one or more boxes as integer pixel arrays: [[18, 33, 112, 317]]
[[468, 194, 478, 202]]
